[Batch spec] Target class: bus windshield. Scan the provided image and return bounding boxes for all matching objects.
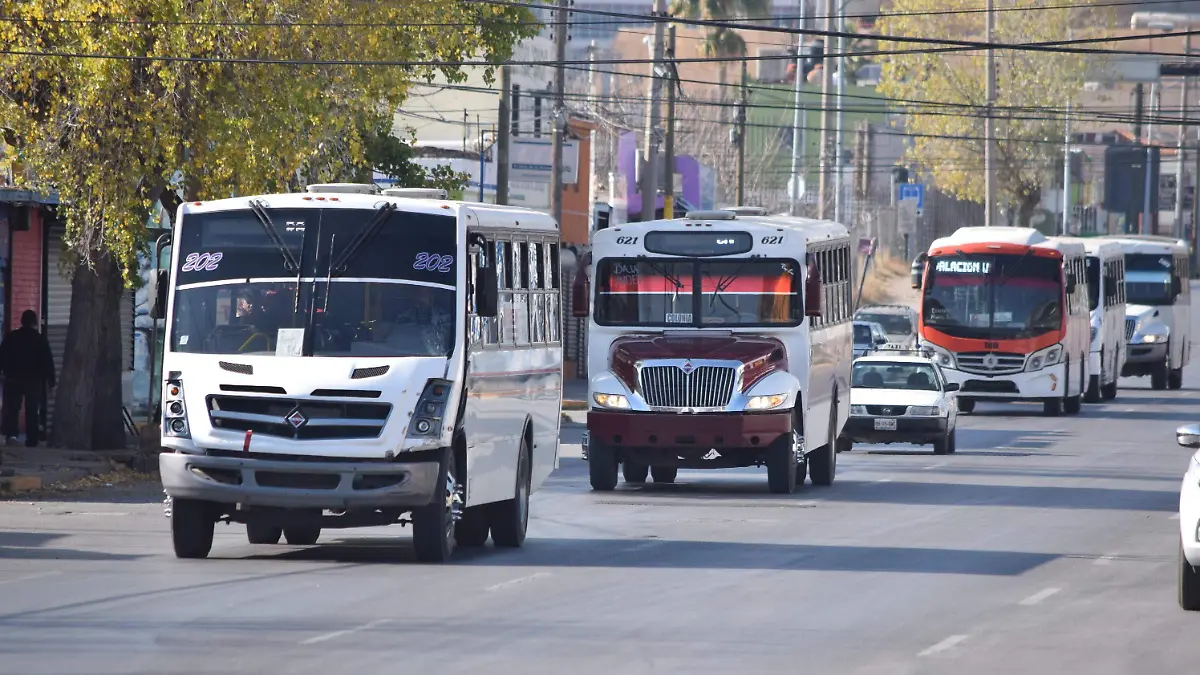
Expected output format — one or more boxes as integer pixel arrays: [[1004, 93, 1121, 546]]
[[169, 208, 458, 357], [595, 258, 802, 327], [1085, 256, 1101, 311], [1124, 253, 1175, 306], [922, 253, 1062, 340]]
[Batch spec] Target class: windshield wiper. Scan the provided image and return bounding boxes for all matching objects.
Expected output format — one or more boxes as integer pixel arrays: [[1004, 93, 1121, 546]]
[[329, 202, 398, 275], [248, 199, 301, 272], [635, 255, 686, 296]]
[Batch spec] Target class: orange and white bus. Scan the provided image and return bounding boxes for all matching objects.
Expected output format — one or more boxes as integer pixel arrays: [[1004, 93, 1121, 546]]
[[913, 227, 1090, 416]]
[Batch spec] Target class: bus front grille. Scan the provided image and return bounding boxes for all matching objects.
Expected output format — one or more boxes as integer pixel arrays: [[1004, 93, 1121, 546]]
[[1125, 317, 1137, 342], [639, 365, 737, 409], [956, 352, 1026, 375], [206, 395, 391, 440]]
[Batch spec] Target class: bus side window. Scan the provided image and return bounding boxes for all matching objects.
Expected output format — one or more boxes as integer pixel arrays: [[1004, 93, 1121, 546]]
[[497, 240, 514, 345], [530, 241, 545, 343], [547, 242, 561, 342], [514, 241, 530, 346]]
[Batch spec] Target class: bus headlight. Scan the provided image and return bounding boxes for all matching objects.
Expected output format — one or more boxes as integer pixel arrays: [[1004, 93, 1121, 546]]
[[1026, 344, 1063, 372], [163, 379, 190, 438], [747, 394, 787, 410], [593, 393, 630, 410], [922, 343, 955, 369], [407, 379, 452, 438], [1135, 325, 1169, 344]]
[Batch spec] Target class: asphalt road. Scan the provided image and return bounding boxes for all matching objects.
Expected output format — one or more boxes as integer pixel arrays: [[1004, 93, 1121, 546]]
[[1, 341, 1198, 673]]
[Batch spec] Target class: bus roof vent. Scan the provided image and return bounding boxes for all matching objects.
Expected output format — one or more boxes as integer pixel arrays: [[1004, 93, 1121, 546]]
[[683, 209, 737, 220], [382, 187, 449, 200], [305, 183, 379, 195], [720, 205, 768, 216]]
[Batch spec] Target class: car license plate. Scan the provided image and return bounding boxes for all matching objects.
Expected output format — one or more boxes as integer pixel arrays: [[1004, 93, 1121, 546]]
[[874, 418, 897, 431]]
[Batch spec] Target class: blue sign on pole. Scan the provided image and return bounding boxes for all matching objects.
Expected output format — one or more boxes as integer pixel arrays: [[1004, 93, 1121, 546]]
[[899, 183, 925, 209]]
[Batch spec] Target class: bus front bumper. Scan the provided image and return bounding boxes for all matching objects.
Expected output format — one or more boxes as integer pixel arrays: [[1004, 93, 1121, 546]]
[[587, 410, 793, 450], [159, 451, 442, 510], [940, 362, 1067, 401]]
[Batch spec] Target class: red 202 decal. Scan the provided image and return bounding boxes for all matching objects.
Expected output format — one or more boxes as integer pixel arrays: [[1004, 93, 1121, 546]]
[[181, 252, 224, 272]]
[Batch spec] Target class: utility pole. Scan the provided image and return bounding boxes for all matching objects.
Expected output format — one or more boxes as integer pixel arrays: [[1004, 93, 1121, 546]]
[[664, 25, 677, 219], [817, 0, 834, 219], [549, 0, 568, 226], [497, 66, 511, 205], [1176, 33, 1192, 240], [984, 0, 996, 226], [1061, 100, 1071, 235], [736, 59, 748, 206], [834, 0, 846, 224], [789, 0, 806, 216], [638, 0, 667, 221]]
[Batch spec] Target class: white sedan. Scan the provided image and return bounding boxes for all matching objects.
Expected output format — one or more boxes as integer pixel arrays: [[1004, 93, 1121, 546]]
[[1176, 423, 1200, 609], [844, 354, 959, 454]]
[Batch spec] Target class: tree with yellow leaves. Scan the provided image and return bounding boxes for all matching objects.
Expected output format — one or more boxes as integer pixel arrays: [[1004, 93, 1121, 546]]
[[0, 0, 535, 449], [878, 0, 1090, 226]]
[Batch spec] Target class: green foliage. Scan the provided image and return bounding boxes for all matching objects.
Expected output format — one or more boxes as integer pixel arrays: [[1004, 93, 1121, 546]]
[[0, 0, 536, 283], [879, 0, 1094, 224], [668, 0, 771, 58]]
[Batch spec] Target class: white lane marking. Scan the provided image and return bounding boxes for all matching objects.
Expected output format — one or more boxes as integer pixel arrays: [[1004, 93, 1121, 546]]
[[484, 572, 551, 593], [918, 634, 969, 657], [300, 618, 391, 645], [1171, 513, 1182, 520], [0, 570, 62, 586], [1019, 587, 1061, 606], [922, 462, 948, 471], [876, 478, 893, 483], [1094, 555, 1115, 566], [1123, 408, 1136, 412]]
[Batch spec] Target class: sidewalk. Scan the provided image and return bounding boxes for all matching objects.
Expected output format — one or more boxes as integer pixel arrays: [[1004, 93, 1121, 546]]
[[0, 446, 129, 493]]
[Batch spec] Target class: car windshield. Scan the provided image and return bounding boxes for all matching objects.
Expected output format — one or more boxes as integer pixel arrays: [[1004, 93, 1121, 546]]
[[1124, 253, 1175, 305], [853, 324, 873, 342], [855, 312, 912, 335], [170, 207, 457, 357], [595, 258, 802, 327], [1085, 256, 1101, 311], [853, 362, 939, 391], [922, 253, 1062, 340]]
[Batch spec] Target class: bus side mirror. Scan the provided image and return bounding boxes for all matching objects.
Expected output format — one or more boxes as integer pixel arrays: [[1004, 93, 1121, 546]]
[[474, 251, 499, 318], [571, 265, 590, 318], [945, 383, 960, 392], [805, 260, 822, 317], [910, 254, 925, 289], [1066, 273, 1077, 295], [148, 269, 169, 320]]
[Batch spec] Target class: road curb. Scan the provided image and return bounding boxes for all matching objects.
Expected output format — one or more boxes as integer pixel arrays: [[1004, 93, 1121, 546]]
[[562, 400, 588, 411], [0, 475, 42, 492]]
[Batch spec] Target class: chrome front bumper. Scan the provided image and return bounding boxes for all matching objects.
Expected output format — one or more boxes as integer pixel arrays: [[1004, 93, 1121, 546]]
[[159, 451, 441, 510]]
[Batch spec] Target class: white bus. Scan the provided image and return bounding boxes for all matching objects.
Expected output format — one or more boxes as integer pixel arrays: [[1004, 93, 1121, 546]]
[[150, 184, 563, 562], [914, 227, 1091, 416], [1103, 235, 1192, 390], [1074, 238, 1126, 401], [572, 210, 853, 494]]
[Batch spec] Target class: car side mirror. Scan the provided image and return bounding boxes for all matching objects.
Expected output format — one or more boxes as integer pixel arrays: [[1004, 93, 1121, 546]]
[[474, 247, 499, 318], [1178, 424, 1200, 448], [571, 260, 591, 319], [148, 269, 169, 320], [805, 259, 822, 317], [944, 383, 960, 392], [875, 336, 888, 345]]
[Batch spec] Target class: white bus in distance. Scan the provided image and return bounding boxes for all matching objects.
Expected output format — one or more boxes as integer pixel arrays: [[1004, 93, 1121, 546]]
[[1069, 237, 1126, 401], [573, 209, 853, 494], [1102, 235, 1191, 390], [150, 183, 563, 563]]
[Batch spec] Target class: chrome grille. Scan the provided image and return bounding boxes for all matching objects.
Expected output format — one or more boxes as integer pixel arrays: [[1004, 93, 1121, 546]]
[[639, 365, 737, 409], [1125, 317, 1137, 342], [207, 395, 391, 440], [865, 405, 909, 416], [956, 352, 1026, 375]]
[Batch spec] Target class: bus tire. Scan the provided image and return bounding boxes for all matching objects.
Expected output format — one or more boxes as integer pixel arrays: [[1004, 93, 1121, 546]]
[[1101, 379, 1118, 400], [622, 461, 649, 484], [1180, 538, 1200, 611], [809, 404, 838, 487], [1153, 359, 1169, 390], [490, 438, 531, 548], [1170, 367, 1184, 390], [765, 431, 798, 494], [1042, 398, 1062, 416], [651, 465, 677, 483], [412, 450, 458, 563], [588, 441, 619, 492], [284, 526, 321, 546], [172, 498, 215, 559], [1064, 394, 1082, 415], [959, 399, 976, 414], [246, 523, 282, 545], [947, 427, 957, 453], [456, 507, 490, 547], [1085, 374, 1101, 403]]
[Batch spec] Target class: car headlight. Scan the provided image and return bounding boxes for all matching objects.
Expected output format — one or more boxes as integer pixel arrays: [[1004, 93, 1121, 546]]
[[1026, 344, 1063, 372], [593, 393, 630, 409], [909, 406, 940, 416], [850, 404, 868, 415], [747, 393, 787, 410]]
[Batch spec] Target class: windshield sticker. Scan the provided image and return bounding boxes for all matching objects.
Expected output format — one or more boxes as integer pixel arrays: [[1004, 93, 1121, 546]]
[[181, 252, 224, 272], [275, 328, 305, 357], [413, 252, 454, 273], [666, 312, 693, 323], [935, 260, 991, 274], [179, 335, 189, 345]]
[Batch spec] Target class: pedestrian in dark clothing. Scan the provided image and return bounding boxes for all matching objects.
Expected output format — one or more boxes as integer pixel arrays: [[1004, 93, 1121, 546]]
[[0, 311, 55, 447]]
